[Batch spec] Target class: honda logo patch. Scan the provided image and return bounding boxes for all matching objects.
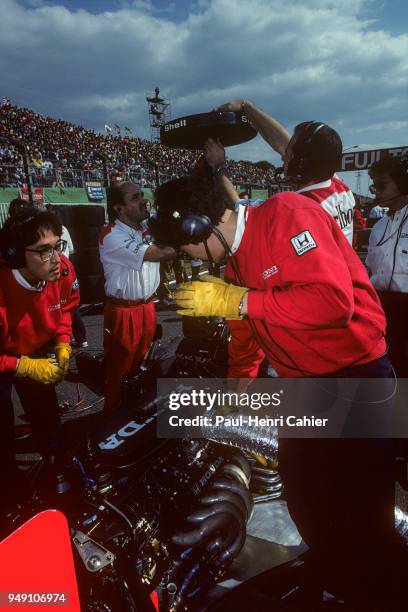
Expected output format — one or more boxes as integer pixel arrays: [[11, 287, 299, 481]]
[[290, 230, 317, 256]]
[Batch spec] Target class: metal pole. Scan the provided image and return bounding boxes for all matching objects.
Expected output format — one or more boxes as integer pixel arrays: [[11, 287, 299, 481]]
[[0, 136, 34, 204], [18, 144, 34, 204], [101, 157, 109, 189]]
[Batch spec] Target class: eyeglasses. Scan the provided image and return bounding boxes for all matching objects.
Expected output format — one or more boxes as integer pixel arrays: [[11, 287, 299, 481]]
[[25, 239, 67, 262]]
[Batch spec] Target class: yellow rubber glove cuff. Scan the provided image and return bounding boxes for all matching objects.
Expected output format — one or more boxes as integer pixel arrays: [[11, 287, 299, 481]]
[[176, 278, 249, 319], [55, 342, 72, 376], [16, 356, 64, 385]]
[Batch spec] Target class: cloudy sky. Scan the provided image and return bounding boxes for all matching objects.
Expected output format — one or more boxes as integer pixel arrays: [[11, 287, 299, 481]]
[[2, 0, 408, 194]]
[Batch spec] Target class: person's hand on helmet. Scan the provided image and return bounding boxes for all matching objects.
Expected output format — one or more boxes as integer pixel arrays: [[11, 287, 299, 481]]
[[55, 342, 72, 377], [176, 276, 248, 320], [16, 356, 64, 384]]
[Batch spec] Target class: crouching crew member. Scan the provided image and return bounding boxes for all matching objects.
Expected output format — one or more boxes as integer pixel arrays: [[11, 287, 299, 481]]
[[366, 155, 408, 377], [150, 129, 400, 603], [0, 209, 79, 503], [99, 182, 175, 412]]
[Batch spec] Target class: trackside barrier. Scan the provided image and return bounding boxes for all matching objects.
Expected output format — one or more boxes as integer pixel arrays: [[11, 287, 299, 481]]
[[0, 185, 276, 228], [0, 201, 108, 228]]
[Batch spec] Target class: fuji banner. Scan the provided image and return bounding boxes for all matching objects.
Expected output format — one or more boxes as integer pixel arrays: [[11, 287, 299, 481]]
[[340, 146, 408, 172]]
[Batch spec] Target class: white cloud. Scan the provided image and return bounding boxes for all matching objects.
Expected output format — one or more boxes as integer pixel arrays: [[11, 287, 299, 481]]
[[0, 0, 407, 192]]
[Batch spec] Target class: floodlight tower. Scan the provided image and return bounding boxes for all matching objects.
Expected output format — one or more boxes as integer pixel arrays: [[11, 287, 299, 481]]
[[146, 87, 171, 142]]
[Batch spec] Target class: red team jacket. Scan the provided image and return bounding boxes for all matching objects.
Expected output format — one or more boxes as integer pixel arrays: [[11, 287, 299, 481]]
[[225, 192, 386, 378], [0, 255, 80, 373]]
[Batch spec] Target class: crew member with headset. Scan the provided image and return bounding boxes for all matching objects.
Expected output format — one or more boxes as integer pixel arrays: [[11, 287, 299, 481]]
[[0, 208, 79, 509], [9, 199, 88, 349], [149, 124, 400, 604], [99, 182, 175, 412], [216, 100, 355, 243], [366, 155, 408, 377]]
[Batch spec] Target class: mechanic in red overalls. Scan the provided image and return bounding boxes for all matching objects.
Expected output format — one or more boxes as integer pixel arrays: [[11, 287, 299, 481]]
[[0, 208, 79, 509], [150, 128, 401, 604]]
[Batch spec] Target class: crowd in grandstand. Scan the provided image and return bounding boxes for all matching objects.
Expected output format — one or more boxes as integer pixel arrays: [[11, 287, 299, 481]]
[[0, 101, 276, 188]]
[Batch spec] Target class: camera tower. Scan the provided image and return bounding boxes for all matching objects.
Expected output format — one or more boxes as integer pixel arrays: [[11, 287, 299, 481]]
[[146, 87, 171, 142]]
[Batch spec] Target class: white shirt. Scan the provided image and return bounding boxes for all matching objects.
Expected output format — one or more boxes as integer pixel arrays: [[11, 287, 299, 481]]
[[61, 225, 74, 259], [366, 204, 408, 292], [231, 203, 247, 254], [12, 269, 44, 292], [297, 175, 355, 245], [369, 205, 386, 219], [99, 219, 160, 300]]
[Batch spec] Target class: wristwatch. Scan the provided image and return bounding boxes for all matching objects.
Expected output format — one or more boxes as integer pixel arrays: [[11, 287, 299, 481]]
[[238, 296, 245, 318]]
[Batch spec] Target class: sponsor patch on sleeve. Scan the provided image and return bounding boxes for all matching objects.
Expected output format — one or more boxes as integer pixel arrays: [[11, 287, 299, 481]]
[[290, 230, 317, 256], [72, 278, 79, 291]]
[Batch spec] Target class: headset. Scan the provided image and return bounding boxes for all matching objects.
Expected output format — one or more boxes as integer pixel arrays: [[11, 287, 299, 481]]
[[1, 214, 37, 269], [164, 206, 319, 375], [1, 237, 70, 275], [286, 121, 326, 181], [0, 211, 69, 275], [178, 213, 214, 245], [370, 158, 408, 291], [167, 198, 393, 377]]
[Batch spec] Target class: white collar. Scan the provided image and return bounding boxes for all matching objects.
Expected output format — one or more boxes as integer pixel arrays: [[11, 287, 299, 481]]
[[297, 178, 332, 194], [231, 203, 247, 254], [115, 219, 144, 234], [115, 219, 136, 233], [12, 269, 45, 292]]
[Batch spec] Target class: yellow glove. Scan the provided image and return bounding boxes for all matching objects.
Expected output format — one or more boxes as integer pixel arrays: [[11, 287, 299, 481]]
[[176, 276, 249, 319], [16, 356, 64, 385], [55, 342, 72, 376]]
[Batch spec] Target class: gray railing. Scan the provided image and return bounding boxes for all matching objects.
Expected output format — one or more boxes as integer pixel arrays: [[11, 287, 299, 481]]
[[0, 163, 159, 189]]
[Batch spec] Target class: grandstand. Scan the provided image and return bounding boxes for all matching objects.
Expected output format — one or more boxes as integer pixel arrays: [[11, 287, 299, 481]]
[[0, 101, 277, 206]]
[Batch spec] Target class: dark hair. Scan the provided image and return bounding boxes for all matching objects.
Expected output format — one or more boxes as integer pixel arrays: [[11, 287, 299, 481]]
[[150, 176, 225, 247], [369, 155, 408, 195], [238, 191, 249, 198], [0, 209, 62, 268], [106, 182, 127, 223], [8, 198, 34, 218], [290, 121, 343, 182]]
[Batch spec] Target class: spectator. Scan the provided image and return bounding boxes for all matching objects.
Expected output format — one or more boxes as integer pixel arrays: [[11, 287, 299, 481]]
[[0, 102, 277, 189], [238, 190, 249, 199]]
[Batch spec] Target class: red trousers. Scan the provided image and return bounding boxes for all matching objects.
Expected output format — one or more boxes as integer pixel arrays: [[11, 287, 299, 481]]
[[103, 301, 156, 412]]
